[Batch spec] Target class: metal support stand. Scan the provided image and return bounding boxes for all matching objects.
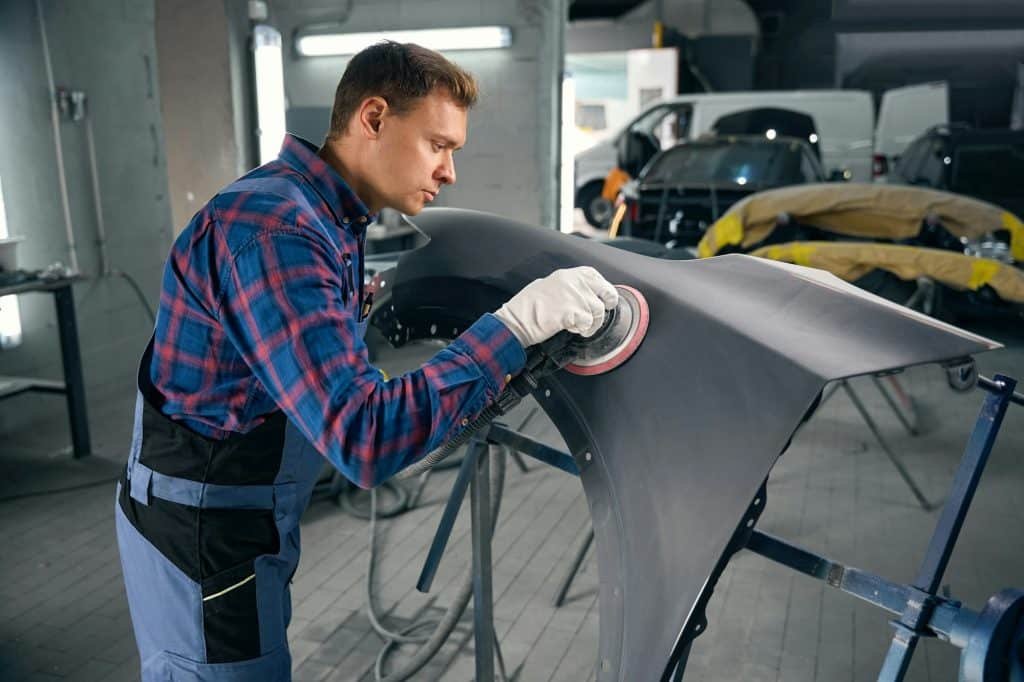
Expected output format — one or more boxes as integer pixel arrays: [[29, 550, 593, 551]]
[[878, 373, 1017, 680], [746, 374, 1024, 681], [840, 379, 932, 510], [412, 371, 1024, 680], [471, 440, 495, 681], [553, 525, 594, 608], [872, 374, 919, 436], [819, 377, 932, 510], [415, 420, 580, 681], [417, 437, 487, 593]]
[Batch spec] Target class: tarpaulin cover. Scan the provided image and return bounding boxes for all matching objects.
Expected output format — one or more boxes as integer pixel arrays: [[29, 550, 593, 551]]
[[698, 183, 1024, 262], [752, 241, 1024, 303]]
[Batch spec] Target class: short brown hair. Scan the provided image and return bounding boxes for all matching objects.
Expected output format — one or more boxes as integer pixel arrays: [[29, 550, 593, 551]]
[[326, 41, 478, 139]]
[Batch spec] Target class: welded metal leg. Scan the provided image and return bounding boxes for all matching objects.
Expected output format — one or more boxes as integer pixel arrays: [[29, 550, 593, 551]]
[[505, 407, 540, 474], [472, 445, 495, 682], [417, 437, 485, 593], [872, 375, 919, 436], [553, 525, 594, 608], [841, 381, 932, 510], [488, 423, 579, 475], [54, 285, 91, 458], [509, 449, 530, 474]]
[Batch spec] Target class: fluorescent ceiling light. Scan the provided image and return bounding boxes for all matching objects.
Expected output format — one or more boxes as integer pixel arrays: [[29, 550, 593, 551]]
[[253, 24, 286, 165], [297, 26, 512, 57]]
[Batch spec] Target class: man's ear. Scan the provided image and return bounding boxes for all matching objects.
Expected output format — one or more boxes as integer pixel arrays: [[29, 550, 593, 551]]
[[358, 96, 388, 139]]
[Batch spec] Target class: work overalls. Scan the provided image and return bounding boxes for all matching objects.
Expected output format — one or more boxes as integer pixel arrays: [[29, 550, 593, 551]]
[[116, 177, 369, 680]]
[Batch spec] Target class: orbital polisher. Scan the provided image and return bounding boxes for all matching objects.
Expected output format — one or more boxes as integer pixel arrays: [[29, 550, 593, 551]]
[[398, 284, 649, 478]]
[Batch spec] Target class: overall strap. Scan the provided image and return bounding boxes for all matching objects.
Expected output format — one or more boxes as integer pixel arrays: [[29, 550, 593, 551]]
[[128, 336, 287, 510]]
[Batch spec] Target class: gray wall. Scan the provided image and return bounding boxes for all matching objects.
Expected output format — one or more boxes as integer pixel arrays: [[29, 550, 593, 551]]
[[0, 0, 564, 445], [272, 0, 566, 228], [157, 0, 255, 234], [0, 0, 172, 438]]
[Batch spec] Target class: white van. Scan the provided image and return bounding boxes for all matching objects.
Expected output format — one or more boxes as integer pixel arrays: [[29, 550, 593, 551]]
[[873, 82, 949, 181], [574, 90, 875, 226]]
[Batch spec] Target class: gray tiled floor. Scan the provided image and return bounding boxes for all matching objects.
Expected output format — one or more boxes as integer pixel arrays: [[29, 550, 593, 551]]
[[1, 320, 1022, 681]]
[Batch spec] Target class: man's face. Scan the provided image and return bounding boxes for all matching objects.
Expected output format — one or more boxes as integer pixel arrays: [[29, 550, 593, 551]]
[[367, 90, 467, 215]]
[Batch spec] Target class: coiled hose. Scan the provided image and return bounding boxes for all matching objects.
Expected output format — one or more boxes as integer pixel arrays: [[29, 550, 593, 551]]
[[365, 445, 510, 682]]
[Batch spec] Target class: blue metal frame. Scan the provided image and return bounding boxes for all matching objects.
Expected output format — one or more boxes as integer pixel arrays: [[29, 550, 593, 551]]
[[745, 374, 1022, 682], [878, 373, 1017, 680], [416, 436, 486, 593], [414, 373, 1023, 682]]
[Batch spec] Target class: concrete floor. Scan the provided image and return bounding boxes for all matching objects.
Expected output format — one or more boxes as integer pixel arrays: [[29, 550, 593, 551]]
[[0, 298, 1022, 681]]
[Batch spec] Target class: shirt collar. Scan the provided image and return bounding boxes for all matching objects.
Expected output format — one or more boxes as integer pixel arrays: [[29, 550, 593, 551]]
[[277, 134, 376, 231]]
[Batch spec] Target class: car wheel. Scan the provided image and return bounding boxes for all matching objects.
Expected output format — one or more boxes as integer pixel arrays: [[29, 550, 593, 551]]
[[579, 182, 612, 228]]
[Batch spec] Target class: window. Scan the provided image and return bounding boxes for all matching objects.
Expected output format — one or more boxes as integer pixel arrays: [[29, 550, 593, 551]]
[[799, 150, 822, 182], [0, 176, 23, 349], [913, 138, 947, 187], [895, 137, 928, 183], [630, 104, 692, 151], [642, 142, 804, 187]]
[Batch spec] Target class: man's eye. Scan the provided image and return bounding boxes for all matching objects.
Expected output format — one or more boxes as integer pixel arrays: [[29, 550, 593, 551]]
[[432, 142, 443, 152]]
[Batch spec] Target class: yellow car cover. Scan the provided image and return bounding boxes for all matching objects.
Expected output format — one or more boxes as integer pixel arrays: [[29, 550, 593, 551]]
[[751, 241, 1024, 304], [698, 183, 1024, 262]]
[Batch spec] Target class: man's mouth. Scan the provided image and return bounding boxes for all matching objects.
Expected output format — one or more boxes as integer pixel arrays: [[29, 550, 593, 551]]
[[422, 190, 438, 202]]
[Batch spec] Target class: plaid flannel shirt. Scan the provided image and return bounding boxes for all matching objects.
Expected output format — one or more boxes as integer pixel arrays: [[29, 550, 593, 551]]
[[148, 134, 525, 487]]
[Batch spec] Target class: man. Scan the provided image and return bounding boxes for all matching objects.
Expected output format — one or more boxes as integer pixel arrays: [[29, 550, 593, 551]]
[[116, 41, 617, 680]]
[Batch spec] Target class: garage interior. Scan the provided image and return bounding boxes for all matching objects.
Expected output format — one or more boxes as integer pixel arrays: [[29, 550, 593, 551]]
[[1, 1, 1023, 681]]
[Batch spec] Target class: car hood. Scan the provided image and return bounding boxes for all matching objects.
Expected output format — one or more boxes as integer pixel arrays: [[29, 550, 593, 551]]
[[382, 208, 999, 681]]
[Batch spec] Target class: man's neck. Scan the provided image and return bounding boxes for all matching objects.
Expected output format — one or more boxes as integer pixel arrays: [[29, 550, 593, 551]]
[[317, 140, 378, 213]]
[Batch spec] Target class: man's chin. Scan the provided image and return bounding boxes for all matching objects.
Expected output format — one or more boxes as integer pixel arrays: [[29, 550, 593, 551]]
[[401, 200, 427, 216]]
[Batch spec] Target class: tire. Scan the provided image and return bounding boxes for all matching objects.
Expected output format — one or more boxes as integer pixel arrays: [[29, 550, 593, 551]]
[[578, 181, 612, 228]]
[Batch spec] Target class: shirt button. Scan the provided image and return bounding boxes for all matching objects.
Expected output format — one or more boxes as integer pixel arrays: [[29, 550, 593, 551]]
[[504, 374, 512, 384], [358, 216, 367, 223], [461, 418, 470, 427], [342, 217, 350, 224]]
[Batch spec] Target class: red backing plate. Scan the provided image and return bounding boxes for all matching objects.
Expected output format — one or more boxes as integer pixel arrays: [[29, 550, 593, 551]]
[[565, 285, 649, 376]]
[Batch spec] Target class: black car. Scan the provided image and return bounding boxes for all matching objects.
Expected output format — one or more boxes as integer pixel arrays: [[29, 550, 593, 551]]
[[891, 124, 1024, 217], [614, 135, 826, 246]]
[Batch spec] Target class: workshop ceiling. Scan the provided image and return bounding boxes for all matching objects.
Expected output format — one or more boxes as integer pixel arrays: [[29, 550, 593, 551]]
[[568, 0, 807, 25], [568, 0, 647, 21]]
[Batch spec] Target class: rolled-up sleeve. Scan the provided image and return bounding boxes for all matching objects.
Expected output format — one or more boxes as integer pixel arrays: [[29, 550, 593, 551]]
[[218, 228, 526, 488]]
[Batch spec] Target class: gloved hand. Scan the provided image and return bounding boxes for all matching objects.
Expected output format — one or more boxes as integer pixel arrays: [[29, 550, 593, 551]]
[[494, 266, 619, 347]]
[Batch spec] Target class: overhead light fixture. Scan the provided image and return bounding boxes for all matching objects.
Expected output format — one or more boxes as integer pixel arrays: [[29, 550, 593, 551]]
[[253, 24, 287, 165], [296, 26, 512, 57]]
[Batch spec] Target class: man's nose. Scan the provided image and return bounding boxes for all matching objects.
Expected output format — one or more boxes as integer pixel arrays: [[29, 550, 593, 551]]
[[436, 153, 456, 185]]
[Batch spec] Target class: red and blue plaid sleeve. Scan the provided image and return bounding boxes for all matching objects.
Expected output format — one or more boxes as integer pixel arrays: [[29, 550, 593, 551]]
[[218, 228, 525, 488]]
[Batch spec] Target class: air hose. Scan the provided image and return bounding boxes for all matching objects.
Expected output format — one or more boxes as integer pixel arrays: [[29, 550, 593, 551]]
[[365, 444, 510, 682], [340, 479, 414, 519]]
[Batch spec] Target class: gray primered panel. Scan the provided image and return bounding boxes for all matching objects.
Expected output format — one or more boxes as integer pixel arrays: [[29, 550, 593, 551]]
[[384, 208, 999, 681]]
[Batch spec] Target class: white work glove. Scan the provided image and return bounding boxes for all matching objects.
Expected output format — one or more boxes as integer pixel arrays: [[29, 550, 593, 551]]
[[494, 266, 619, 347]]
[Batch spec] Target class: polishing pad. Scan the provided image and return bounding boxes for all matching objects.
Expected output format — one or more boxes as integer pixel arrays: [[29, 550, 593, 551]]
[[565, 285, 649, 376]]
